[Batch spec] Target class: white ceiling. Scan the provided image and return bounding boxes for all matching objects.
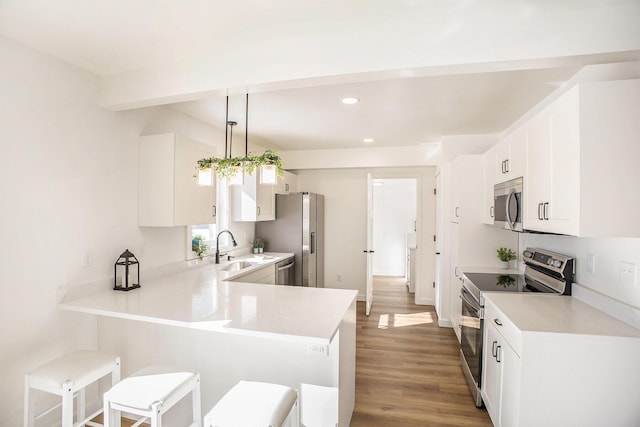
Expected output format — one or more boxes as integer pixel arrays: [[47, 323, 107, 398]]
[[2, 0, 639, 151]]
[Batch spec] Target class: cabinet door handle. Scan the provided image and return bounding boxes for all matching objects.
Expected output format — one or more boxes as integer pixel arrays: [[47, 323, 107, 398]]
[[494, 318, 502, 326], [543, 202, 549, 220], [505, 159, 509, 173], [257, 206, 261, 216], [501, 160, 505, 174], [455, 207, 460, 218], [492, 340, 498, 357], [538, 203, 544, 220], [285, 183, 289, 192], [490, 206, 494, 218], [496, 345, 502, 363], [212, 205, 216, 217]]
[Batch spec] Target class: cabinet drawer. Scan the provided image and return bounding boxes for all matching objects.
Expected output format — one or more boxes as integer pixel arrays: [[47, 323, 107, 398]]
[[484, 298, 522, 356]]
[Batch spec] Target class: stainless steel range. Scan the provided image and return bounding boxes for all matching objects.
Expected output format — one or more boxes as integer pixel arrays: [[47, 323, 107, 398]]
[[459, 247, 575, 407]]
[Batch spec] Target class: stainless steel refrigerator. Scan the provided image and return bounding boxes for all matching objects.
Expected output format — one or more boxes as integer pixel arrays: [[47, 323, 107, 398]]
[[256, 192, 324, 287]]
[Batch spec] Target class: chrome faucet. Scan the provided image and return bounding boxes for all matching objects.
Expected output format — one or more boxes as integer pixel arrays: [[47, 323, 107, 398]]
[[215, 230, 238, 264]]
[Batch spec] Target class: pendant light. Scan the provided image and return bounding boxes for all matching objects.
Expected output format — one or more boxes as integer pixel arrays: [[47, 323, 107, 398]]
[[245, 93, 277, 185], [226, 120, 243, 186]]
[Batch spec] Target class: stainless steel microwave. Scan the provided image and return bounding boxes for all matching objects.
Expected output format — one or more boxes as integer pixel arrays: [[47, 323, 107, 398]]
[[494, 177, 523, 232]]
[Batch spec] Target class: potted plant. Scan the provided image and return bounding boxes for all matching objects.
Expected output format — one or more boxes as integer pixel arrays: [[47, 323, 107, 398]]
[[252, 237, 265, 254], [192, 235, 209, 260], [196, 149, 284, 180], [496, 247, 517, 269]]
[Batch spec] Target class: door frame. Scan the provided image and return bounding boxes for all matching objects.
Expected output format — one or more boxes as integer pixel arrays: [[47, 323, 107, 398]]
[[364, 167, 435, 308]]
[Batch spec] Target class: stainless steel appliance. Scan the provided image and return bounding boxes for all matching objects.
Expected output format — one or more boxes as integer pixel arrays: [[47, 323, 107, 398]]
[[493, 177, 523, 232], [459, 247, 575, 407], [275, 256, 295, 286], [255, 192, 324, 287]]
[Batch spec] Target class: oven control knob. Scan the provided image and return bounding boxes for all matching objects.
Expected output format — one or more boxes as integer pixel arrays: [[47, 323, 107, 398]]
[[553, 260, 563, 268], [523, 250, 533, 258], [547, 258, 554, 266]]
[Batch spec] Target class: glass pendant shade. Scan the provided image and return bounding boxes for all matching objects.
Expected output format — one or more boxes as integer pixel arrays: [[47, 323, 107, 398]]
[[260, 164, 277, 185], [197, 168, 213, 186]]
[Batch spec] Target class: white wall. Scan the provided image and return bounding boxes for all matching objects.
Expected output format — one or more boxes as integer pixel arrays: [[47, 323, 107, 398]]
[[372, 179, 417, 276], [0, 36, 262, 426]]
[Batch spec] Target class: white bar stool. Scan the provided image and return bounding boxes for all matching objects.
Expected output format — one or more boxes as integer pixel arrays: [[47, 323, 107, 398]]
[[103, 365, 201, 427], [204, 381, 299, 427], [24, 350, 121, 427]]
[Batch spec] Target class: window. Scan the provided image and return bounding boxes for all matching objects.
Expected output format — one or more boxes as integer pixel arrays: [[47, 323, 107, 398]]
[[187, 177, 231, 260]]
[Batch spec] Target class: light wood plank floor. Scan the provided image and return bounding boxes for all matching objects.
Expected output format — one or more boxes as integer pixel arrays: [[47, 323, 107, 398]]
[[96, 276, 492, 427], [349, 276, 493, 427]]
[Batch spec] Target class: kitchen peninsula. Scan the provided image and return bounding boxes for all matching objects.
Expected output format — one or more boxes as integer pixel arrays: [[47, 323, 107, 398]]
[[59, 253, 356, 427]]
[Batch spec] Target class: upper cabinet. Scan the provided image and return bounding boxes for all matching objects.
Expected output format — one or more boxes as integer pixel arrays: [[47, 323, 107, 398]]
[[523, 79, 640, 236], [230, 168, 276, 221], [138, 133, 216, 227], [494, 127, 527, 183], [276, 170, 297, 195]]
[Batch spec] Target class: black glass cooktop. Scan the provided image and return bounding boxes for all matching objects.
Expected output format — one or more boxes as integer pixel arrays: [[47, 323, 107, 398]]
[[464, 272, 524, 293]]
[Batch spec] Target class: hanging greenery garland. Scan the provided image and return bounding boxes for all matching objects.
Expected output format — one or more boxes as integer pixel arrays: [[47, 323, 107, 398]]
[[195, 149, 284, 179]]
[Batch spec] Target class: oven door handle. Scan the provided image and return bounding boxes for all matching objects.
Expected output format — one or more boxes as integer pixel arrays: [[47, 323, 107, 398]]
[[461, 287, 481, 315], [505, 188, 518, 229]]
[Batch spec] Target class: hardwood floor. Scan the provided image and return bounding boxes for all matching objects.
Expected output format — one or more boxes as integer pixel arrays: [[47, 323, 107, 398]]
[[95, 276, 492, 427], [349, 276, 493, 427]]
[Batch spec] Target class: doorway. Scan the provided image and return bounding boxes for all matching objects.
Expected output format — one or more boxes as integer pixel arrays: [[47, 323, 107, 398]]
[[366, 177, 418, 315]]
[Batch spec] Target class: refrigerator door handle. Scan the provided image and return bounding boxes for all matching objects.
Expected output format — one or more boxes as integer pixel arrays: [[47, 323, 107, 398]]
[[310, 232, 316, 254]]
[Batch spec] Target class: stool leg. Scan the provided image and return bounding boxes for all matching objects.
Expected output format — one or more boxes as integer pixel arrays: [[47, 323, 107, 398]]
[[24, 375, 34, 427], [78, 387, 86, 425], [103, 393, 120, 427], [61, 380, 74, 427], [112, 357, 121, 385], [150, 402, 162, 427], [192, 375, 201, 427]]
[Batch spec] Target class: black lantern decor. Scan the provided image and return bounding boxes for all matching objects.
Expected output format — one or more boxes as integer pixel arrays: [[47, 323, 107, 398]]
[[113, 249, 140, 291]]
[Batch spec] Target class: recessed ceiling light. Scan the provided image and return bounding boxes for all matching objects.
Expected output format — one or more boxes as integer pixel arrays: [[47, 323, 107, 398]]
[[341, 97, 359, 105], [363, 138, 374, 143]]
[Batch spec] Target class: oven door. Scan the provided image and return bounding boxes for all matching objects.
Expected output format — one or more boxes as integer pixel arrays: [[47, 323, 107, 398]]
[[460, 286, 484, 407]]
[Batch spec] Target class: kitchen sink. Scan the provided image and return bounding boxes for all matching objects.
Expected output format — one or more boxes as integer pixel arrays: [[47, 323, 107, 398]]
[[218, 261, 256, 271]]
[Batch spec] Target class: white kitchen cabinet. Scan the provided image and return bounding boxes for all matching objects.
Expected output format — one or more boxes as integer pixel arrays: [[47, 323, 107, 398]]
[[449, 155, 479, 224], [523, 79, 640, 236], [276, 170, 297, 194], [494, 126, 526, 183], [481, 146, 497, 225], [138, 133, 216, 227], [482, 293, 640, 427], [482, 306, 521, 427], [448, 222, 461, 340], [230, 168, 276, 221], [524, 87, 579, 235]]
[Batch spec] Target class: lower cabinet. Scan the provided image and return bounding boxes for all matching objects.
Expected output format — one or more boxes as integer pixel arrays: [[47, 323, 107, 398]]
[[482, 313, 521, 427], [482, 294, 640, 427]]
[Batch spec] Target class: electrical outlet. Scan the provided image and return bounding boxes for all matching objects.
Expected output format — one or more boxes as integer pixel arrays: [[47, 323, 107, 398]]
[[621, 261, 637, 287], [306, 344, 328, 355], [83, 251, 93, 267], [586, 254, 595, 274]]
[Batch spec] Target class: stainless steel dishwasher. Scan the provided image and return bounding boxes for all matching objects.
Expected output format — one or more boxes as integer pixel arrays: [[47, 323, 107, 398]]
[[275, 257, 295, 286]]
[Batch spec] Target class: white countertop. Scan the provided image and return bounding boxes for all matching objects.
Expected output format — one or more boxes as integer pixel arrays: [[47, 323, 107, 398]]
[[59, 253, 358, 345], [484, 293, 640, 338]]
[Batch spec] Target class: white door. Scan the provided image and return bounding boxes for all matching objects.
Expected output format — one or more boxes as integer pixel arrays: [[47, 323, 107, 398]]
[[365, 173, 374, 316]]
